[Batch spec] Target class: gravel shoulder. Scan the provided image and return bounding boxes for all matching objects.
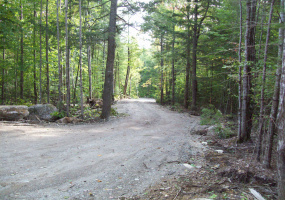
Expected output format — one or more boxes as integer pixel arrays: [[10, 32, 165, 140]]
[[0, 98, 205, 200]]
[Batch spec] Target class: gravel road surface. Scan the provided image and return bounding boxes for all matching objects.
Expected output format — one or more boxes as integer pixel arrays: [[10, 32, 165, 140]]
[[0, 98, 204, 199]]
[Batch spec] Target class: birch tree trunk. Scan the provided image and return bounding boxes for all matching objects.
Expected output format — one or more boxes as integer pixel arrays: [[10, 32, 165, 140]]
[[101, 0, 118, 119]]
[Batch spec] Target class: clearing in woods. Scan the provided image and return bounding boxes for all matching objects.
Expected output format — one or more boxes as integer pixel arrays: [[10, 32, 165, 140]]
[[0, 98, 205, 199]]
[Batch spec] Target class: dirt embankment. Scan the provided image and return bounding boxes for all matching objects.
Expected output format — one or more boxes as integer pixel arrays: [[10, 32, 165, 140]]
[[0, 98, 205, 200]]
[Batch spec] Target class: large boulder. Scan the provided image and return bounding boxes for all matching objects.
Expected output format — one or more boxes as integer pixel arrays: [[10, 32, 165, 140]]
[[28, 104, 57, 121], [0, 105, 29, 121]]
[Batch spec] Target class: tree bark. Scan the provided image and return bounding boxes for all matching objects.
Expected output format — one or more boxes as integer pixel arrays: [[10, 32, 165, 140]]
[[191, 0, 198, 110], [57, 0, 62, 111], [191, 0, 210, 110], [2, 43, 5, 105], [123, 46, 130, 97], [39, 0, 43, 103], [240, 0, 257, 143], [65, 0, 70, 116], [237, 0, 243, 143], [33, 4, 37, 104], [88, 44, 92, 99], [171, 20, 175, 106], [79, 0, 84, 117], [101, 0, 118, 119], [257, 0, 275, 164], [264, 0, 284, 170], [160, 33, 164, 105], [277, 12, 285, 198], [184, 1, 191, 109], [46, 0, 50, 103], [20, 1, 24, 100]]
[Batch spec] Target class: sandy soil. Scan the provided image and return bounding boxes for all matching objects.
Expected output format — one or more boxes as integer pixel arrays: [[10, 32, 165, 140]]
[[0, 98, 205, 200]]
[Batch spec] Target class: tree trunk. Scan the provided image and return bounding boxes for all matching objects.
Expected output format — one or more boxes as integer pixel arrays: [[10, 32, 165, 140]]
[[73, 63, 80, 106], [129, 75, 131, 96], [277, 14, 285, 198], [86, 2, 92, 99], [57, 0, 62, 111], [39, 0, 43, 103], [2, 45, 4, 105], [33, 4, 37, 104], [160, 33, 164, 105], [240, 0, 257, 143], [257, 0, 275, 164], [79, 0, 84, 117], [257, 1, 266, 62], [171, 22, 175, 106], [101, 0, 118, 119], [117, 53, 121, 99], [65, 0, 70, 116], [88, 44, 92, 99], [238, 0, 243, 142], [20, 1, 24, 100], [191, 0, 209, 110], [264, 0, 284, 170], [184, 1, 191, 109], [191, 0, 198, 110], [123, 46, 130, 97], [46, 0, 50, 103], [102, 40, 106, 93]]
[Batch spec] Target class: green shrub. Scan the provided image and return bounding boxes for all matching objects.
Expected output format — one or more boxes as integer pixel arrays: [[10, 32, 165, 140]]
[[200, 105, 223, 125], [214, 124, 233, 139], [111, 108, 118, 116], [84, 107, 101, 118], [51, 111, 65, 119]]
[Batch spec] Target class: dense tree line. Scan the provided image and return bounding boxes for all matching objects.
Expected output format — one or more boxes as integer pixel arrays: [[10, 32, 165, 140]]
[[138, 0, 284, 198], [0, 0, 142, 113]]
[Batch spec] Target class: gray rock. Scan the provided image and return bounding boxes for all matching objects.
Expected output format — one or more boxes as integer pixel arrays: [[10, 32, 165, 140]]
[[0, 105, 29, 121], [207, 125, 217, 136], [28, 104, 57, 121]]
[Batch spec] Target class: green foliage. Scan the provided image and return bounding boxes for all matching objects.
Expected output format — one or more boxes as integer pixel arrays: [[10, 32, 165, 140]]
[[214, 124, 233, 139], [15, 99, 33, 107], [84, 107, 101, 119], [111, 108, 118, 116], [51, 111, 65, 119], [200, 105, 223, 125]]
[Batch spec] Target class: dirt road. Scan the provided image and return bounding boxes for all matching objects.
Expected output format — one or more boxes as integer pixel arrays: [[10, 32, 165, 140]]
[[0, 99, 204, 199]]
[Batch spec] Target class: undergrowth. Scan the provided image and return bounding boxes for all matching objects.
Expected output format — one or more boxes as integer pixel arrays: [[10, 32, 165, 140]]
[[200, 104, 234, 139]]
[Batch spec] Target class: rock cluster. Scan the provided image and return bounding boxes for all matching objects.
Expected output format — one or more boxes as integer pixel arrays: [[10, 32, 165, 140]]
[[0, 104, 57, 121]]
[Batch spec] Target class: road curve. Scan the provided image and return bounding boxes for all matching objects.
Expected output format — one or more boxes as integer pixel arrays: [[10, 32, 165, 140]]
[[0, 98, 203, 199]]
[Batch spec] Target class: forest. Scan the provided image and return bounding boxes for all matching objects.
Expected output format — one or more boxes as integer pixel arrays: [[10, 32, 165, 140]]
[[1, 0, 285, 199]]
